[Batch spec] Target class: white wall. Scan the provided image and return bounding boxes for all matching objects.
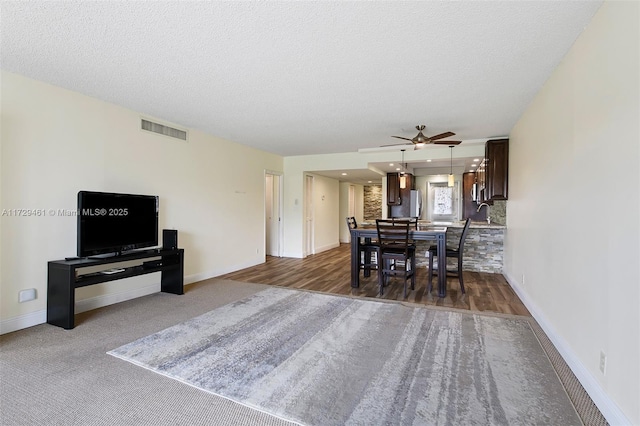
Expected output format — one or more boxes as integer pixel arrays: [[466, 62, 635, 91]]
[[504, 2, 639, 424], [0, 71, 283, 331], [307, 173, 340, 254]]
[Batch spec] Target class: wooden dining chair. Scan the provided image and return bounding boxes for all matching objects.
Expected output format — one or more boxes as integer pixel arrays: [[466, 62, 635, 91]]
[[392, 217, 419, 248], [346, 217, 378, 277], [427, 218, 471, 294], [375, 219, 416, 298], [391, 217, 419, 229]]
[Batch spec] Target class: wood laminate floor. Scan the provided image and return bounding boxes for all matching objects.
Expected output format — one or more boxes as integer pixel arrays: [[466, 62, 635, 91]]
[[219, 244, 530, 316]]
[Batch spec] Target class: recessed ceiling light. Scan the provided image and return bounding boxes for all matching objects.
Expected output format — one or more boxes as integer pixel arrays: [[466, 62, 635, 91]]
[[471, 164, 476, 167], [426, 159, 432, 162], [389, 163, 394, 166], [368, 181, 372, 183], [473, 158, 480, 162], [396, 167, 401, 171], [341, 172, 347, 176]]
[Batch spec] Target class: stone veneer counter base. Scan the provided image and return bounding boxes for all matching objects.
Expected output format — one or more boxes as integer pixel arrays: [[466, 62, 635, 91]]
[[362, 221, 504, 273]]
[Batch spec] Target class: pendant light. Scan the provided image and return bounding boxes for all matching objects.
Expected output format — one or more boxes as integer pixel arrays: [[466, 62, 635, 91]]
[[447, 146, 455, 187], [399, 149, 407, 189]]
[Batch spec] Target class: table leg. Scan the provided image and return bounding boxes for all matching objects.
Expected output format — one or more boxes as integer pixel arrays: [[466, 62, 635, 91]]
[[351, 232, 360, 288], [363, 237, 372, 277]]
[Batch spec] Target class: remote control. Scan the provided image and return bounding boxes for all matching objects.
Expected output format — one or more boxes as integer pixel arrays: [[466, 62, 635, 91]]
[[102, 268, 125, 275]]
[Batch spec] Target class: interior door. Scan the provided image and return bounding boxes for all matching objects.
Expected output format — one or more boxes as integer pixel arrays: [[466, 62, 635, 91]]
[[348, 185, 356, 218], [305, 175, 314, 257], [265, 172, 282, 257]]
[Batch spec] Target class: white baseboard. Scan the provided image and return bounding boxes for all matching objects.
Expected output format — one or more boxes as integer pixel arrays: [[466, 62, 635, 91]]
[[504, 272, 631, 426], [189, 258, 264, 283], [282, 251, 303, 258], [0, 309, 47, 335], [314, 242, 340, 254], [75, 282, 161, 315], [298, 243, 340, 259]]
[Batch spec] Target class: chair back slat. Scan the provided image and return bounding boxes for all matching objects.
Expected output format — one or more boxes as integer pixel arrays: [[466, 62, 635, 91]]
[[391, 217, 418, 229], [376, 219, 411, 251]]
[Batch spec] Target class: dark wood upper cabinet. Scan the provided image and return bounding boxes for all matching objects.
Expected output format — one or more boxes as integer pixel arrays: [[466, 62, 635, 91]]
[[484, 138, 509, 201], [387, 173, 415, 217], [387, 173, 401, 205], [462, 172, 487, 221]]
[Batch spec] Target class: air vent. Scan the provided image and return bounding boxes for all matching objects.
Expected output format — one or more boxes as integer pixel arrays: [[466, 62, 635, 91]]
[[141, 119, 187, 141]]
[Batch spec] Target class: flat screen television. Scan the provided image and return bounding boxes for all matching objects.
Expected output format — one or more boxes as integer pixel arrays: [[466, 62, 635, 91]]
[[77, 191, 159, 257]]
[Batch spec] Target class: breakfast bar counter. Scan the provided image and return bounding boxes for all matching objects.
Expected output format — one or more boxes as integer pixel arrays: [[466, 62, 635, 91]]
[[361, 220, 505, 273]]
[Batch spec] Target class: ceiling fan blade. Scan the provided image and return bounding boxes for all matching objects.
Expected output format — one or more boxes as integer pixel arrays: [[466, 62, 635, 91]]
[[380, 142, 413, 147], [427, 132, 455, 141], [433, 140, 462, 145], [391, 136, 414, 141]]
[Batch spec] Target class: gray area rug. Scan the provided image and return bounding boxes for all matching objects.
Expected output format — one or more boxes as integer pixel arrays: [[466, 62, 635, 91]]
[[108, 287, 581, 425]]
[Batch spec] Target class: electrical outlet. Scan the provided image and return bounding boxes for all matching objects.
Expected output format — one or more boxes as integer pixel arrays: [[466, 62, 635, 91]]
[[599, 351, 607, 375], [18, 288, 37, 303]]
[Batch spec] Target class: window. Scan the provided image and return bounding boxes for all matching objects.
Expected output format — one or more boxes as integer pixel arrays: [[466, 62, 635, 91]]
[[427, 181, 460, 222]]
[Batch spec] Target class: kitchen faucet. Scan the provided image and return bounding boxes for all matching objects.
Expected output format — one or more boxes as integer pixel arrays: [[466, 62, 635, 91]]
[[476, 203, 491, 224]]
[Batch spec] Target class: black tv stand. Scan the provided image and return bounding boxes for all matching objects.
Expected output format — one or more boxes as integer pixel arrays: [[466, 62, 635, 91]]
[[47, 248, 184, 329]]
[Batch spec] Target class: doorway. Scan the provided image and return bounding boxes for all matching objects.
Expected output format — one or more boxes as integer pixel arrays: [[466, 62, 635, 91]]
[[265, 171, 283, 257], [305, 174, 314, 257]]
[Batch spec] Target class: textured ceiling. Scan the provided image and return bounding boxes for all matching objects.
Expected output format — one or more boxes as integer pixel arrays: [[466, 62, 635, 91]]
[[1, 1, 602, 157]]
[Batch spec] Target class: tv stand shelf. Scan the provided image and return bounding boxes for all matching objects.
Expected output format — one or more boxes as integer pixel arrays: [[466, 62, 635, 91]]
[[47, 248, 184, 329]]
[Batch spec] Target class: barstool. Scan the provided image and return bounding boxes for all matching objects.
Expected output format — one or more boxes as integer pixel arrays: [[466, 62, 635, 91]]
[[346, 217, 378, 277]]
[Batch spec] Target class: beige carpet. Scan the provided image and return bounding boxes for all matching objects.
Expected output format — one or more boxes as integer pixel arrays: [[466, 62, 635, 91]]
[[0, 279, 297, 426]]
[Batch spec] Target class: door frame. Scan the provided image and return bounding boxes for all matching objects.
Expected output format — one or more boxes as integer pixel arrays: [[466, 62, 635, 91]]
[[264, 170, 284, 257], [304, 174, 314, 257]]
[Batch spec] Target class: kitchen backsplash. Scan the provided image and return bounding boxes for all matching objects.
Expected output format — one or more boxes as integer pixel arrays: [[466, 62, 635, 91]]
[[363, 185, 382, 220], [490, 200, 507, 225]]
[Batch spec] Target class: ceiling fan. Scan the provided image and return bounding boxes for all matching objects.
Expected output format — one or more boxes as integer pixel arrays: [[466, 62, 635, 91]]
[[383, 125, 461, 149]]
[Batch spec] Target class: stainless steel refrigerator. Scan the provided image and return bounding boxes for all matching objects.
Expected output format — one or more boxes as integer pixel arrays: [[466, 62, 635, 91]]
[[409, 189, 422, 218]]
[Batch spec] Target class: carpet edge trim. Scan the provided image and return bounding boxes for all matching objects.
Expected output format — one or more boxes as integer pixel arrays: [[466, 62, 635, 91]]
[[505, 273, 612, 426]]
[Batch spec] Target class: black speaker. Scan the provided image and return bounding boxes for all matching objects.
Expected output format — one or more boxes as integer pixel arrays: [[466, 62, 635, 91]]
[[162, 229, 178, 250]]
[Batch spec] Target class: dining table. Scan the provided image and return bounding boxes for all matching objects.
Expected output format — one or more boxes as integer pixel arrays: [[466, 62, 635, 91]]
[[350, 224, 449, 298]]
